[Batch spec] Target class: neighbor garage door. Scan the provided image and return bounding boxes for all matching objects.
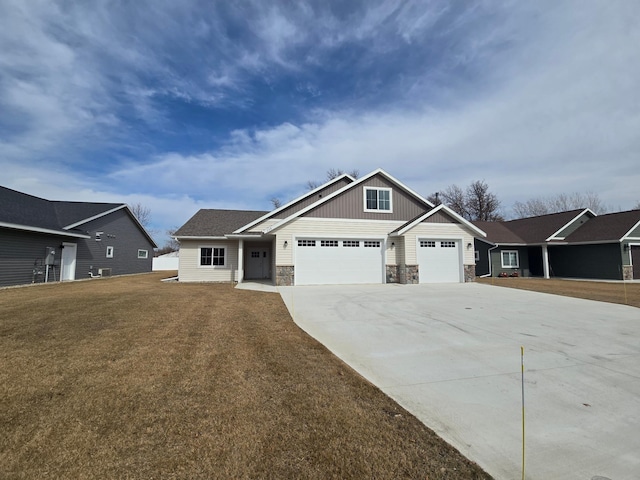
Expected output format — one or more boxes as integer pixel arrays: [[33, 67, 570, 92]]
[[418, 239, 462, 283], [632, 246, 640, 280], [295, 239, 384, 285]]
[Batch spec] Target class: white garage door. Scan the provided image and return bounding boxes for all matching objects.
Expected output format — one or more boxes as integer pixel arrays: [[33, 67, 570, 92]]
[[295, 239, 384, 285], [418, 239, 462, 283]]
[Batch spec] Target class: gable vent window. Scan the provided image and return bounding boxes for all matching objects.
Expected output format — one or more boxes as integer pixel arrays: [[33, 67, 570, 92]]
[[364, 187, 392, 213]]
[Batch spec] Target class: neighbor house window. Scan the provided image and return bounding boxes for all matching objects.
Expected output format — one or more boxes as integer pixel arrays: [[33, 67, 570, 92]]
[[501, 250, 519, 268], [138, 249, 148, 259], [200, 247, 226, 267], [364, 187, 392, 212], [106, 246, 114, 258]]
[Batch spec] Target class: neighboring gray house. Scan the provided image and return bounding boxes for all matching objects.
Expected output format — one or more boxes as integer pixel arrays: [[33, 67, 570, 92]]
[[474, 208, 640, 280], [174, 169, 487, 286], [0, 186, 157, 287]]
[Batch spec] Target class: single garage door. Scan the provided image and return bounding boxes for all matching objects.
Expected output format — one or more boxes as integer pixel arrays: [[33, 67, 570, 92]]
[[418, 239, 462, 283], [295, 239, 384, 285]]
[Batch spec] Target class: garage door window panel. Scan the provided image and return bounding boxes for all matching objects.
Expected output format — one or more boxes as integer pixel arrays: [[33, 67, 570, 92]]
[[501, 250, 519, 268]]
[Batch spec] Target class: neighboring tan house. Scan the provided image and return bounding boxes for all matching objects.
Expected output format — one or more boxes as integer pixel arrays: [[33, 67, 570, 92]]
[[175, 169, 487, 286], [474, 209, 640, 280], [0, 185, 157, 287]]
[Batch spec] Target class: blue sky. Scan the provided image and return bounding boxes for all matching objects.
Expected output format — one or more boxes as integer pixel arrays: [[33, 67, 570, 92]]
[[2, 1, 639, 246]]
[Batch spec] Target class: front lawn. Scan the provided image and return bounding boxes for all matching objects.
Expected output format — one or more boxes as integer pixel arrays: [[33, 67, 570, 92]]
[[0, 273, 490, 479]]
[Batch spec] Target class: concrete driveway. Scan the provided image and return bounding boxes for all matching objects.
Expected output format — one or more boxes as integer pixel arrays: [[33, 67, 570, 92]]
[[278, 283, 640, 480]]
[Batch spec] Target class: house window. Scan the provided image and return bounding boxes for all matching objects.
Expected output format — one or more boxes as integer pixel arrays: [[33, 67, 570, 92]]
[[364, 187, 392, 212], [364, 241, 381, 248], [475, 250, 480, 262], [501, 250, 519, 268], [200, 247, 226, 267], [106, 246, 114, 258], [298, 240, 316, 247], [320, 240, 339, 247], [343, 240, 360, 247], [138, 249, 148, 259]]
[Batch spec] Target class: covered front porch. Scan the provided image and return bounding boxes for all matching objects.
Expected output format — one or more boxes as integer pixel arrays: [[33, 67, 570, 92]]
[[234, 236, 276, 285]]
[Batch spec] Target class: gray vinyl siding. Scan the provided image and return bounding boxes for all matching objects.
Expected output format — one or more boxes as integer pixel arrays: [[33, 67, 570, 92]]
[[0, 228, 72, 287], [628, 223, 640, 238], [490, 247, 530, 277], [76, 209, 155, 277], [474, 240, 492, 276], [549, 244, 623, 279], [555, 213, 592, 238], [304, 175, 427, 221], [274, 178, 352, 219]]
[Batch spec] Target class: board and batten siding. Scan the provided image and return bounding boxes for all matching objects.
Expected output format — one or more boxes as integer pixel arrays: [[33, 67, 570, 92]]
[[403, 222, 477, 266], [272, 218, 404, 266], [304, 175, 429, 221], [272, 177, 352, 220], [178, 239, 239, 282]]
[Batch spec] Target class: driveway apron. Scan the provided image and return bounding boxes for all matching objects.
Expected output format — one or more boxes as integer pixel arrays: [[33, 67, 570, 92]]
[[279, 283, 640, 480]]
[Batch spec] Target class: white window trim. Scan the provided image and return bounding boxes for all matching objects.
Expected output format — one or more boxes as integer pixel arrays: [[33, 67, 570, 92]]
[[363, 187, 393, 213], [106, 246, 114, 258], [475, 250, 480, 262], [198, 245, 228, 269], [501, 250, 519, 268], [137, 249, 149, 259]]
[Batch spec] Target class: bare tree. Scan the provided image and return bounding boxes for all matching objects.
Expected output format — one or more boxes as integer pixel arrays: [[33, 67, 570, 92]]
[[512, 191, 609, 218], [635, 201, 640, 210], [129, 202, 152, 228], [270, 197, 282, 209], [465, 180, 503, 221], [307, 168, 360, 190], [438, 184, 467, 218]]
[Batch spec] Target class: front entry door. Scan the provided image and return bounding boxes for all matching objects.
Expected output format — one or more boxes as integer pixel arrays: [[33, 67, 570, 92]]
[[246, 249, 270, 279]]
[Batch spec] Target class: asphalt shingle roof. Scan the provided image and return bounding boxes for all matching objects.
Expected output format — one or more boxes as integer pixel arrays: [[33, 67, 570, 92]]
[[565, 209, 640, 242], [174, 209, 269, 237]]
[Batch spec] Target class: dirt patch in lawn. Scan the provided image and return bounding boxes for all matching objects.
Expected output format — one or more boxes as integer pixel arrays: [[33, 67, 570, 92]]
[[0, 273, 490, 479], [477, 277, 640, 308]]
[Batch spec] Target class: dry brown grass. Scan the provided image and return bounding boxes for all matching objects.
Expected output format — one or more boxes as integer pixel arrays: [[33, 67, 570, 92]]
[[476, 277, 640, 308], [0, 272, 490, 479]]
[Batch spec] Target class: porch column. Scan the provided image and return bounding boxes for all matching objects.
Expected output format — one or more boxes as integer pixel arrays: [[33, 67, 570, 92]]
[[542, 244, 550, 279], [238, 239, 244, 283]]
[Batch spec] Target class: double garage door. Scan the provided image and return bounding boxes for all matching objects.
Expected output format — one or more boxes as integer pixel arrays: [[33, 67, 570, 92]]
[[295, 238, 384, 285], [295, 237, 463, 285]]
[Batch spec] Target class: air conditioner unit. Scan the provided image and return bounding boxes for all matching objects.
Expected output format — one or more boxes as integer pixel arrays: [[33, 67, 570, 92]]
[[98, 268, 112, 277]]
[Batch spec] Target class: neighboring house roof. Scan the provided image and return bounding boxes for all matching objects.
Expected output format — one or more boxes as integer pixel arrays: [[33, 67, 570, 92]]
[[174, 209, 269, 238], [0, 185, 157, 246], [474, 209, 589, 245], [564, 209, 640, 243]]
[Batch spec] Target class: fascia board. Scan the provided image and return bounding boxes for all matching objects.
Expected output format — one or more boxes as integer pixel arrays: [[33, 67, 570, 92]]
[[621, 218, 640, 241], [0, 221, 91, 238], [233, 174, 355, 234], [545, 208, 596, 241], [175, 235, 228, 241], [63, 205, 127, 229], [264, 168, 435, 234]]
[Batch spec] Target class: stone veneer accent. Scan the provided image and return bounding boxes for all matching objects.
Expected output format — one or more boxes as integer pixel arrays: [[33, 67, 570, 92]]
[[276, 265, 294, 286], [401, 265, 419, 284], [386, 265, 400, 283], [622, 265, 633, 281], [464, 264, 476, 282]]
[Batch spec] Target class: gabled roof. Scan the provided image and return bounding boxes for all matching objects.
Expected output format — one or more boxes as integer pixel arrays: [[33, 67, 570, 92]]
[[0, 185, 157, 246], [474, 209, 591, 245], [391, 204, 487, 237], [233, 174, 355, 233], [263, 168, 435, 234], [174, 209, 268, 238], [564, 209, 640, 243]]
